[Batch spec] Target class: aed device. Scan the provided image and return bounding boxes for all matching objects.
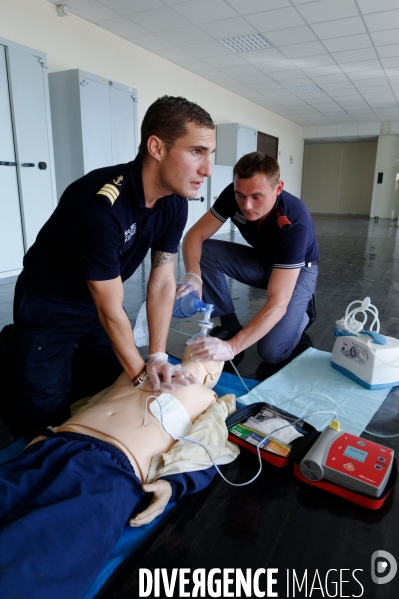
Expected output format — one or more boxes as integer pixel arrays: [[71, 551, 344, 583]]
[[299, 427, 394, 498]]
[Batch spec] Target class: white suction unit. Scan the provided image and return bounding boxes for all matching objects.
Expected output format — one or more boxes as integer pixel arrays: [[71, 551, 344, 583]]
[[331, 297, 399, 389]]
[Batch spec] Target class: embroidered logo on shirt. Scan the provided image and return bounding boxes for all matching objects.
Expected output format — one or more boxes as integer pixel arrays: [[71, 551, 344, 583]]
[[233, 211, 246, 224], [113, 175, 123, 186], [276, 209, 292, 229], [125, 223, 137, 242]]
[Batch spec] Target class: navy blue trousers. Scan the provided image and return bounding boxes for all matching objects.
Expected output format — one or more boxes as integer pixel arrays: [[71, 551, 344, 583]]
[[13, 273, 123, 433], [200, 239, 318, 363], [0, 433, 144, 599]]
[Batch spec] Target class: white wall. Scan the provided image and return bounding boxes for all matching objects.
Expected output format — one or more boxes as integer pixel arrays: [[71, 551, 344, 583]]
[[0, 0, 304, 197], [370, 135, 399, 220]]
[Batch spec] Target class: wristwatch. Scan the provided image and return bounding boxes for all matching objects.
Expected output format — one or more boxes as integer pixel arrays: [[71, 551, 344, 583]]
[[132, 364, 147, 387]]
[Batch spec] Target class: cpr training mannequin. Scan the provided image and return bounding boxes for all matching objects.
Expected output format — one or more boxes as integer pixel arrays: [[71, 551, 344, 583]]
[[0, 351, 237, 599]]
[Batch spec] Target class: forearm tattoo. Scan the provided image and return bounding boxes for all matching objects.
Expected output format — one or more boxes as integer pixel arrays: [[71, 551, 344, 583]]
[[151, 250, 177, 269]]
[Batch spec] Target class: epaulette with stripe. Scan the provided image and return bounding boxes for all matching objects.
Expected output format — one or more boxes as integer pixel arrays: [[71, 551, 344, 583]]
[[96, 173, 127, 207], [276, 209, 292, 229]]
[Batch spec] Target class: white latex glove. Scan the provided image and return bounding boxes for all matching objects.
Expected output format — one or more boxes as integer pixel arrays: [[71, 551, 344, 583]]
[[175, 273, 203, 299], [186, 336, 235, 362], [129, 480, 172, 527], [146, 352, 198, 391]]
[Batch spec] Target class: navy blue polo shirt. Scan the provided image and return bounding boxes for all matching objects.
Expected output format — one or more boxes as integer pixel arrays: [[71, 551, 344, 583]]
[[23, 156, 188, 301], [211, 183, 319, 269]]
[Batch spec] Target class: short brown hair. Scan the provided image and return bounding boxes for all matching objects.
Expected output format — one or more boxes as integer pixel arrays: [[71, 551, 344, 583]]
[[233, 152, 280, 188], [139, 95, 215, 158]]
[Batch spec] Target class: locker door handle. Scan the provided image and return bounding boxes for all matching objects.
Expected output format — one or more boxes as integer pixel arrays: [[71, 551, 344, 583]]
[[0, 161, 17, 166], [190, 196, 205, 202], [21, 163, 35, 167]]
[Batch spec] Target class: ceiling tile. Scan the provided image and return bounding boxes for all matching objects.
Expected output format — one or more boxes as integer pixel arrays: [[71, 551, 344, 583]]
[[181, 41, 232, 58], [246, 7, 306, 31], [204, 54, 247, 68], [331, 48, 378, 64], [66, 0, 119, 22], [357, 0, 399, 14], [319, 81, 356, 91], [363, 10, 399, 33], [295, 0, 359, 24], [219, 64, 262, 77], [340, 60, 382, 73], [354, 78, 389, 88], [195, 68, 224, 80], [128, 7, 191, 32], [281, 41, 328, 59], [376, 44, 399, 58], [371, 28, 399, 46], [329, 89, 363, 98], [99, 0, 163, 15], [131, 34, 174, 51], [311, 17, 367, 39], [381, 57, 399, 68], [158, 26, 214, 45], [256, 59, 297, 73], [173, 58, 212, 71], [301, 65, 344, 77], [346, 69, 387, 80], [199, 17, 257, 39], [265, 26, 317, 46], [311, 74, 350, 84], [100, 17, 150, 38], [240, 48, 286, 64], [154, 47, 195, 62], [280, 77, 316, 87], [291, 55, 336, 69], [249, 81, 283, 91], [270, 69, 310, 81], [171, 0, 238, 24], [226, 0, 290, 15], [322, 34, 373, 53], [354, 85, 391, 93], [235, 73, 274, 84]]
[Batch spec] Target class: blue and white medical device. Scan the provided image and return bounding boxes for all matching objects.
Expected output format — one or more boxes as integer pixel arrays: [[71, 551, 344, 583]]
[[331, 297, 399, 389]]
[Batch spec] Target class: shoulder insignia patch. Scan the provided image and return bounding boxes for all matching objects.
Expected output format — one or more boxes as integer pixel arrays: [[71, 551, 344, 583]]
[[97, 174, 127, 207], [276, 209, 292, 229]]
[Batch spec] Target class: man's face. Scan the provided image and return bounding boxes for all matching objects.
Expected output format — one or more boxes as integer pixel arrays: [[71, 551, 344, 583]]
[[234, 173, 284, 224], [158, 122, 216, 198]]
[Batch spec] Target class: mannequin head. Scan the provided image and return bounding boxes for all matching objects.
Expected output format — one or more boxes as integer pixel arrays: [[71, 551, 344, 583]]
[[181, 347, 224, 389]]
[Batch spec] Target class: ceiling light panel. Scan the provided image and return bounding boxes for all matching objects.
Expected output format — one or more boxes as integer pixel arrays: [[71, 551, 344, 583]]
[[220, 34, 273, 53], [288, 85, 322, 94]]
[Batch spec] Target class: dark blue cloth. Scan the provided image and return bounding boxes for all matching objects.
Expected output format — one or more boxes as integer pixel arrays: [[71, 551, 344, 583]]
[[211, 184, 319, 268], [12, 276, 122, 432], [0, 432, 215, 599], [200, 240, 318, 363], [22, 155, 188, 302]]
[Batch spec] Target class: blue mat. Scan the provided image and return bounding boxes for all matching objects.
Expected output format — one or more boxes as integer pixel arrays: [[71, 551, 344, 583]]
[[0, 367, 258, 599]]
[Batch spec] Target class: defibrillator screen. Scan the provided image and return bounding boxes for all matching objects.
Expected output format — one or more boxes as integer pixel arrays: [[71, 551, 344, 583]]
[[343, 446, 368, 462]]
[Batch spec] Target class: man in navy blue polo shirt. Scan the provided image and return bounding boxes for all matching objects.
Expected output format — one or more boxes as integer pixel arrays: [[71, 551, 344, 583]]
[[180, 152, 319, 365], [12, 96, 216, 435]]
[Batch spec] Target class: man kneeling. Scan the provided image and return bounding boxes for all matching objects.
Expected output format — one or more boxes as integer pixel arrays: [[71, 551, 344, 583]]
[[0, 351, 238, 599]]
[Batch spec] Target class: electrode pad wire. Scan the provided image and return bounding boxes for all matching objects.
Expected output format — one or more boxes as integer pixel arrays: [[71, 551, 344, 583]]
[[145, 393, 337, 487]]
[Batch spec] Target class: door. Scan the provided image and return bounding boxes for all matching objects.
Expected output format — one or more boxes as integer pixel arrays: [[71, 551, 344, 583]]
[[80, 77, 113, 173], [110, 86, 137, 165], [7, 45, 55, 250], [257, 131, 279, 160], [0, 45, 25, 274], [237, 125, 257, 161]]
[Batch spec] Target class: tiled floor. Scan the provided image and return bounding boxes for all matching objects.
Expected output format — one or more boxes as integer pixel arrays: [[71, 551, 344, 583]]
[[1, 214, 399, 445]]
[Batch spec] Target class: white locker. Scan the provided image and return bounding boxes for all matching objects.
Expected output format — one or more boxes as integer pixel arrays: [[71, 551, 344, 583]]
[[207, 165, 234, 235], [0, 38, 56, 278], [215, 123, 257, 167], [49, 70, 138, 200], [182, 180, 208, 238]]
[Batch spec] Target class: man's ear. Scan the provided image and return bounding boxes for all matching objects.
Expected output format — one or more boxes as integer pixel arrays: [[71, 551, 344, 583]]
[[275, 180, 284, 194], [147, 135, 166, 162]]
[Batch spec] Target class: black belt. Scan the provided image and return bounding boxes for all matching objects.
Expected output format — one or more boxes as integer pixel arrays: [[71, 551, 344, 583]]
[[305, 259, 319, 267]]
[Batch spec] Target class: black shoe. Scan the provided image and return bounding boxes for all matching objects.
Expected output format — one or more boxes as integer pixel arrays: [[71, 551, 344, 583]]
[[305, 293, 316, 330], [209, 324, 243, 341]]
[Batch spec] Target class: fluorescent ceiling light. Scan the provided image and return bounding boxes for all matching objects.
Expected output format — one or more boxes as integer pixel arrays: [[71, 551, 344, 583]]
[[323, 110, 348, 117], [220, 34, 272, 53], [288, 85, 322, 94]]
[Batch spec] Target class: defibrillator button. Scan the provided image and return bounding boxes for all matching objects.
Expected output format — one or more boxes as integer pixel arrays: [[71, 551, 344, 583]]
[[344, 463, 355, 471], [374, 464, 383, 470], [378, 456, 386, 462]]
